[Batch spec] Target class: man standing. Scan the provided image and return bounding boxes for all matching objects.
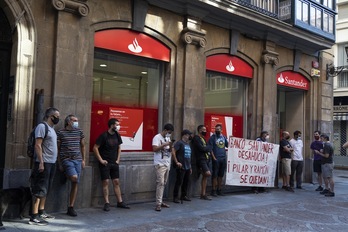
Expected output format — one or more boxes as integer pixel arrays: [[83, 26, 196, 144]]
[[314, 134, 335, 197], [310, 130, 324, 191], [172, 129, 193, 203], [152, 123, 174, 211], [29, 107, 60, 225], [57, 115, 86, 216], [289, 130, 304, 189], [93, 118, 130, 212], [192, 125, 212, 200], [279, 131, 294, 192], [208, 124, 228, 196], [253, 130, 269, 193]]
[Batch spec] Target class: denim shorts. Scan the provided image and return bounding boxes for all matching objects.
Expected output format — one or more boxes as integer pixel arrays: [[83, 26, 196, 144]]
[[212, 157, 227, 178], [30, 162, 56, 198], [62, 159, 82, 182]]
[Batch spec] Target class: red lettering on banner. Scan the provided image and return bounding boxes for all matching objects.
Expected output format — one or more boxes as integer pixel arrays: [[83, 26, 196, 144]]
[[230, 138, 245, 149], [240, 175, 248, 183]]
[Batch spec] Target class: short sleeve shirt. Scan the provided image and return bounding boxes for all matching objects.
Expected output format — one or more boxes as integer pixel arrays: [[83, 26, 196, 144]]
[[279, 139, 292, 159], [321, 142, 334, 164], [208, 134, 228, 159], [174, 140, 192, 170], [310, 140, 324, 160], [57, 128, 85, 161], [35, 122, 57, 164], [95, 131, 123, 163], [152, 133, 171, 166]]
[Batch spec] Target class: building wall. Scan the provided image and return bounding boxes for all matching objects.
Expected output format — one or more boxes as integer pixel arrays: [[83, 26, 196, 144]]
[[1, 0, 334, 212]]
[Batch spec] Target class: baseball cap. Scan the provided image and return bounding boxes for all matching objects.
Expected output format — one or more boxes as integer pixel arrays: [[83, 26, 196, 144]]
[[181, 129, 193, 136]]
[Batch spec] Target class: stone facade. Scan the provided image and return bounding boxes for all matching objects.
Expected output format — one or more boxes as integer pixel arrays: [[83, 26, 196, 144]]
[[0, 0, 334, 213]]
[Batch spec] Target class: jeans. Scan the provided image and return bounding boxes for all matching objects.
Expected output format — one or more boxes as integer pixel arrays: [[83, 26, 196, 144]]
[[173, 168, 191, 198], [290, 160, 303, 187]]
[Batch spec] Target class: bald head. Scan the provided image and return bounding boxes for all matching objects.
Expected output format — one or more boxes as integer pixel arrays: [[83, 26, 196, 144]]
[[282, 131, 290, 140]]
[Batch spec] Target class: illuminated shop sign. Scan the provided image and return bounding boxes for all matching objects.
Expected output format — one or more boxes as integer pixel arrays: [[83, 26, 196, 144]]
[[276, 71, 309, 90], [95, 29, 170, 62], [206, 54, 253, 78]]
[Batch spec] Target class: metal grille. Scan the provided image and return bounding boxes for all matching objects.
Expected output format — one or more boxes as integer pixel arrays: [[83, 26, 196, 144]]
[[333, 119, 348, 156]]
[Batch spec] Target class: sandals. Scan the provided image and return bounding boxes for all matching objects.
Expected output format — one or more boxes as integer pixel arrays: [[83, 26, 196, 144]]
[[155, 205, 161, 211], [161, 203, 170, 208]]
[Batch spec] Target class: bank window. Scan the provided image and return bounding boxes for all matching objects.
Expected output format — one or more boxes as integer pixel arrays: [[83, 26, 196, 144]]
[[91, 48, 163, 152], [204, 72, 246, 138]]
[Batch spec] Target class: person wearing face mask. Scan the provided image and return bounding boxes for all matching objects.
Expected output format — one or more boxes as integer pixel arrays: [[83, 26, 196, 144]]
[[310, 130, 325, 191], [152, 123, 175, 211], [57, 115, 86, 216], [289, 130, 304, 189], [191, 125, 213, 200], [172, 129, 193, 203], [253, 130, 270, 193], [93, 118, 130, 212], [29, 107, 60, 226], [208, 124, 228, 197], [279, 131, 294, 192]]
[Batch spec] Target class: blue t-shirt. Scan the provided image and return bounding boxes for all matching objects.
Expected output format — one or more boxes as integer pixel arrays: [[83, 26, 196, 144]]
[[174, 140, 191, 170], [208, 134, 228, 159], [310, 140, 324, 160]]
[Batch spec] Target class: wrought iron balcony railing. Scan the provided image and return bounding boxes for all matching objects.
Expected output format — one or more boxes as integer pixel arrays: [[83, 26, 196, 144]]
[[233, 0, 279, 18]]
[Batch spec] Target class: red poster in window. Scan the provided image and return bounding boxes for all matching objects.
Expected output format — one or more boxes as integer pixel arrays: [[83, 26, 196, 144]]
[[276, 71, 309, 90], [109, 107, 143, 150], [210, 115, 233, 138]]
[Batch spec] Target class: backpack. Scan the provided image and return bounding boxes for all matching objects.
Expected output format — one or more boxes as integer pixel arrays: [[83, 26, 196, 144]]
[[27, 123, 49, 158]]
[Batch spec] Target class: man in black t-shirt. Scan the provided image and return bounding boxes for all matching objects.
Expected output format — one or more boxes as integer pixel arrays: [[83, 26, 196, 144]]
[[279, 131, 294, 192], [93, 118, 130, 211], [314, 134, 335, 197]]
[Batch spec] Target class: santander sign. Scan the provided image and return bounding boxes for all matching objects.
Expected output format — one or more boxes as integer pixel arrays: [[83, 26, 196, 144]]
[[277, 71, 309, 91]]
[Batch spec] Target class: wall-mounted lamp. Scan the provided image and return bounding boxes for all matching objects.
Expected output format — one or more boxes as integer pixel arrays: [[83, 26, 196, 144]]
[[326, 46, 348, 80]]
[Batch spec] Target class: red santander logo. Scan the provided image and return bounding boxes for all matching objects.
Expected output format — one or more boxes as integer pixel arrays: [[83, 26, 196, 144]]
[[277, 71, 309, 90]]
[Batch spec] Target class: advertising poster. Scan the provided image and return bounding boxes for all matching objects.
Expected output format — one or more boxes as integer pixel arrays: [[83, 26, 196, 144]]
[[210, 115, 233, 138], [226, 137, 279, 187], [109, 107, 143, 150]]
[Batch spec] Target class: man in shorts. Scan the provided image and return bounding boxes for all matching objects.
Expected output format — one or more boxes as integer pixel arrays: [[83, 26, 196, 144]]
[[93, 118, 130, 211], [314, 134, 335, 197], [279, 131, 294, 192], [310, 130, 324, 191], [209, 124, 228, 196], [30, 107, 60, 226], [57, 114, 86, 216], [191, 125, 212, 200]]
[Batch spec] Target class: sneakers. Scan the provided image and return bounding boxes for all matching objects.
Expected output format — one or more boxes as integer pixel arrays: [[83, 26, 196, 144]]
[[182, 196, 191, 201], [211, 190, 217, 197], [173, 197, 180, 203], [217, 189, 225, 196], [286, 186, 294, 192], [155, 205, 161, 211], [29, 215, 48, 226], [200, 195, 212, 200], [320, 189, 330, 195], [117, 202, 130, 209], [325, 191, 335, 197], [67, 207, 77, 217], [315, 186, 324, 191], [39, 211, 55, 220], [103, 203, 110, 211]]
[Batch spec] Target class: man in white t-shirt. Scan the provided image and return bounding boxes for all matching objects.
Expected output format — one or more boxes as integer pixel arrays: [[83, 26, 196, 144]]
[[152, 123, 174, 212], [289, 130, 304, 189]]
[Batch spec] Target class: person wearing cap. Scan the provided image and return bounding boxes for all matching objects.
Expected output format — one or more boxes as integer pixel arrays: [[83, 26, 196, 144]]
[[208, 124, 229, 196], [172, 129, 193, 203]]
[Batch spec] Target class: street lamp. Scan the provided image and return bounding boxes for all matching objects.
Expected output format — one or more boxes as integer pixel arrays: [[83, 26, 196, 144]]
[[327, 46, 348, 79]]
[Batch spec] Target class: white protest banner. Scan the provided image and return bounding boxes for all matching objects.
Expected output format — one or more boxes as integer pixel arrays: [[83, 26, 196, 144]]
[[226, 137, 279, 187]]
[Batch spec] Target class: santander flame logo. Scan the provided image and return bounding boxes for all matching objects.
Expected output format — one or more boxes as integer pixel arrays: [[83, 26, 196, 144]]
[[277, 73, 285, 83], [128, 38, 142, 53], [226, 60, 235, 72]]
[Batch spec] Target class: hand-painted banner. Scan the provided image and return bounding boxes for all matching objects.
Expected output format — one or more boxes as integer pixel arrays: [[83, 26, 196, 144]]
[[226, 137, 279, 187]]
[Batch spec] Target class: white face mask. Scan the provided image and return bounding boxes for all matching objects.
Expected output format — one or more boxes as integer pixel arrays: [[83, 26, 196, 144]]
[[265, 135, 270, 140], [165, 133, 171, 138], [72, 121, 79, 129], [115, 125, 121, 131]]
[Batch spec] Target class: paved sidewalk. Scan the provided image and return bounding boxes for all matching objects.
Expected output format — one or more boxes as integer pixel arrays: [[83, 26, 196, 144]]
[[2, 169, 348, 231]]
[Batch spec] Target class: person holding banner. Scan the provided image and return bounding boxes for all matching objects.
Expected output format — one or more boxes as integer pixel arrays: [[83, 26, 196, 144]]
[[192, 125, 213, 200], [172, 129, 193, 203], [209, 124, 228, 196], [279, 131, 294, 192]]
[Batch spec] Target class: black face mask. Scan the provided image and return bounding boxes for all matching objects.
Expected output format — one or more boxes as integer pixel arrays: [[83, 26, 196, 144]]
[[216, 131, 221, 136], [201, 131, 207, 136], [51, 116, 59, 125], [188, 135, 193, 140]]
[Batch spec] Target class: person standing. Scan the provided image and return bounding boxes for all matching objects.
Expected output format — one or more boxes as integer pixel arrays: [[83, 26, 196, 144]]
[[314, 134, 335, 197], [93, 118, 130, 212], [172, 129, 193, 203], [208, 124, 228, 196], [192, 125, 212, 200], [57, 115, 86, 216], [279, 131, 294, 192], [29, 107, 60, 226], [253, 130, 269, 193], [289, 130, 304, 189], [310, 131, 324, 191], [152, 123, 174, 211]]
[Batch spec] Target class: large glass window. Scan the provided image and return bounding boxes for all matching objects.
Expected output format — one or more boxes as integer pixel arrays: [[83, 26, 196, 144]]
[[91, 48, 163, 151], [204, 72, 246, 138], [296, 0, 309, 23]]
